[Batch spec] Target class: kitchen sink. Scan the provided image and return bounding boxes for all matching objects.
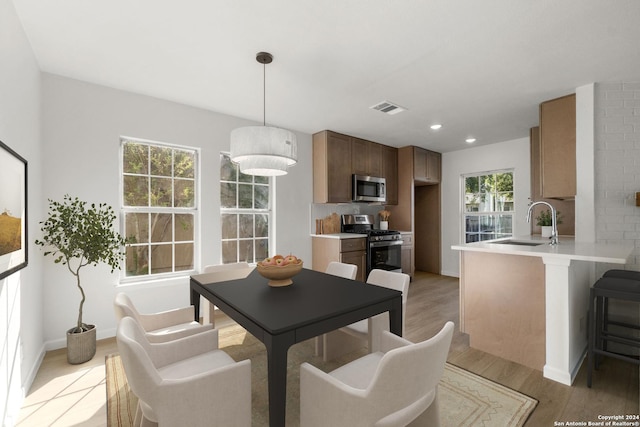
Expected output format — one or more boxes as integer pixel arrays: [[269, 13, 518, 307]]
[[494, 240, 546, 246]]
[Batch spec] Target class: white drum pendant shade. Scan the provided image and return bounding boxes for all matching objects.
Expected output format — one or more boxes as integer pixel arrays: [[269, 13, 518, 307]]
[[230, 126, 297, 176]]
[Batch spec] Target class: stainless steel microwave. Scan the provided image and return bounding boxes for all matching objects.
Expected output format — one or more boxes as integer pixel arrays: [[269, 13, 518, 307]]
[[352, 174, 386, 203]]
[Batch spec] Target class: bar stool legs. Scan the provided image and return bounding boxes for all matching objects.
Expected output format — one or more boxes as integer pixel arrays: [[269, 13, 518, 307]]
[[587, 272, 640, 388]]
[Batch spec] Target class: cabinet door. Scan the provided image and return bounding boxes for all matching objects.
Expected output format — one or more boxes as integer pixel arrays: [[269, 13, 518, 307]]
[[382, 145, 398, 205], [352, 138, 383, 177], [540, 94, 576, 198], [400, 233, 413, 277], [351, 138, 369, 176], [529, 126, 576, 236], [414, 147, 441, 184], [326, 132, 353, 203], [530, 127, 542, 201], [368, 142, 382, 176], [401, 246, 412, 277], [340, 250, 366, 282], [340, 237, 367, 252], [426, 151, 441, 182], [413, 147, 427, 181]]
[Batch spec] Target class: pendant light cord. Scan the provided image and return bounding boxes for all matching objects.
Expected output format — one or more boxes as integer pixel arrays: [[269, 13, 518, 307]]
[[263, 61, 266, 126]]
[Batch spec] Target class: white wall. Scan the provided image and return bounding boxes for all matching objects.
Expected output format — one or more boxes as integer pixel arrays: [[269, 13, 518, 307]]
[[441, 137, 531, 277], [594, 81, 640, 274], [591, 81, 640, 355], [40, 74, 313, 347], [0, 0, 45, 424]]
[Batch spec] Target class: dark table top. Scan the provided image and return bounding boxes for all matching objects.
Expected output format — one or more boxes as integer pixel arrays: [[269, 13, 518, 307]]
[[191, 268, 401, 336]]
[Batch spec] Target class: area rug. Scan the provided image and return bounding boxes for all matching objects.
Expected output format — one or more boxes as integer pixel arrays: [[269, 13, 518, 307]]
[[105, 353, 138, 427], [106, 324, 537, 426]]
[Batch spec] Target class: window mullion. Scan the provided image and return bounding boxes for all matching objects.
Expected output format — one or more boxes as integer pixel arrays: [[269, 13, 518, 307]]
[[220, 153, 271, 265]]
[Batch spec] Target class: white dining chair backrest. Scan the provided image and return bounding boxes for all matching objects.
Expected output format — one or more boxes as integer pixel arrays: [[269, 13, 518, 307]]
[[113, 292, 143, 324], [325, 261, 358, 280], [202, 262, 251, 273], [366, 269, 410, 305], [366, 269, 410, 331], [113, 292, 211, 342], [199, 263, 254, 325]]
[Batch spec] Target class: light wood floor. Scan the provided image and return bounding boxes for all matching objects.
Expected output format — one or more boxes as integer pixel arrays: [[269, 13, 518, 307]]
[[17, 271, 639, 426], [405, 271, 639, 425], [16, 336, 118, 426]]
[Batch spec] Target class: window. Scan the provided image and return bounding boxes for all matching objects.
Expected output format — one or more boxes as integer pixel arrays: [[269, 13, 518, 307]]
[[121, 138, 197, 279], [220, 153, 270, 264], [463, 170, 514, 243]]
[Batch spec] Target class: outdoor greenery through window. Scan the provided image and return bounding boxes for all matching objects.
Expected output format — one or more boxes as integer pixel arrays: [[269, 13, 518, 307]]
[[463, 170, 514, 243], [121, 138, 197, 278], [220, 153, 270, 264]]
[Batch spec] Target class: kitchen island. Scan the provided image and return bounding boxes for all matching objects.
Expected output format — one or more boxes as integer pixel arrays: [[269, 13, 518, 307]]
[[452, 236, 633, 385]]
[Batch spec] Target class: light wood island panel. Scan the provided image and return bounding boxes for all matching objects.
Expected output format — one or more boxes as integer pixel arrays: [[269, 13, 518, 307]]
[[460, 251, 546, 371]]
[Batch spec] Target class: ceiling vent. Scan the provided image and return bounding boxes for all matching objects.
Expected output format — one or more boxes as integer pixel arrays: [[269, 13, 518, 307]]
[[370, 101, 407, 115]]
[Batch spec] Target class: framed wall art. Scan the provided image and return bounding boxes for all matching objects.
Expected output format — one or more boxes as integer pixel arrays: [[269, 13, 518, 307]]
[[0, 140, 28, 280]]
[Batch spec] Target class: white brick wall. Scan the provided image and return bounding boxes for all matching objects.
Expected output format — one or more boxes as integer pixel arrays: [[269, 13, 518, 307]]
[[595, 81, 640, 273]]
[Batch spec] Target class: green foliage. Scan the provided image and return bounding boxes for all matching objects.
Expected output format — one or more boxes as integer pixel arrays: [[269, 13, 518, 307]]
[[35, 195, 128, 332], [536, 209, 563, 226], [121, 140, 197, 277], [465, 172, 514, 201]]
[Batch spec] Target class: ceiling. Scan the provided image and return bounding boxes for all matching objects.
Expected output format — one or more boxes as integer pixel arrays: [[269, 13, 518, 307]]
[[11, 0, 640, 152]]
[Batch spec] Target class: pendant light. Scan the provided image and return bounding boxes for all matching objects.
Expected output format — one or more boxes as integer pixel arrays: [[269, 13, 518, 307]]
[[230, 52, 297, 176]]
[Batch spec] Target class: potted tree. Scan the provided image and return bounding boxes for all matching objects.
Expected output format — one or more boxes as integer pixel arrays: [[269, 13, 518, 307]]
[[536, 209, 562, 237], [35, 195, 127, 364]]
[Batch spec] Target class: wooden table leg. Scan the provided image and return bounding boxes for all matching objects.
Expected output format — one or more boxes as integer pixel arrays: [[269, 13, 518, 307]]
[[389, 296, 403, 336], [263, 332, 295, 427], [189, 281, 200, 321]]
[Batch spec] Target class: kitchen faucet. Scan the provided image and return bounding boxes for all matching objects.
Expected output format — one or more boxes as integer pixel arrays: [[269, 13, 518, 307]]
[[526, 201, 559, 245]]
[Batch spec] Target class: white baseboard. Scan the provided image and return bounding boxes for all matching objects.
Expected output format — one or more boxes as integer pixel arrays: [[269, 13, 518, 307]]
[[440, 269, 459, 278]]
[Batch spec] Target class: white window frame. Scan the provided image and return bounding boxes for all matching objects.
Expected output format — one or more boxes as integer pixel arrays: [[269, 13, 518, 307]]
[[461, 169, 514, 243], [219, 152, 273, 265], [120, 136, 199, 283]]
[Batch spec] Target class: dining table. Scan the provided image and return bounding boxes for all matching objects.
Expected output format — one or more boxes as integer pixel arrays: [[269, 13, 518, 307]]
[[190, 267, 403, 427]]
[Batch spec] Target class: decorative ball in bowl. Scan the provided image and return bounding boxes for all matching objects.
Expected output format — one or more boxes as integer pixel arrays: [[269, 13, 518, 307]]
[[256, 255, 303, 287]]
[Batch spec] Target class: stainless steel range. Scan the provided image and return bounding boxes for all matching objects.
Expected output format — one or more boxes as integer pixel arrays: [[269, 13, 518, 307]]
[[341, 214, 402, 276]]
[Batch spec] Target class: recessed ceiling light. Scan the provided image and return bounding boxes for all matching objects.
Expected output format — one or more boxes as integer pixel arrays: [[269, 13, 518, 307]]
[[430, 124, 442, 130], [465, 138, 476, 143]]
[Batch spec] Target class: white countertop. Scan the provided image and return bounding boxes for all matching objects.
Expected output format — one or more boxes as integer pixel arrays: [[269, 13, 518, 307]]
[[311, 231, 412, 239], [451, 235, 633, 264], [310, 233, 367, 239]]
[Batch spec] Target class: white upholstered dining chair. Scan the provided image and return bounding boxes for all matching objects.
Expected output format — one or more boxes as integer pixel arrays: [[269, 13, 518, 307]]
[[322, 269, 410, 361], [325, 261, 358, 280], [315, 261, 359, 356], [116, 316, 251, 427], [114, 292, 212, 343], [202, 261, 251, 274], [301, 321, 454, 427], [200, 262, 253, 325]]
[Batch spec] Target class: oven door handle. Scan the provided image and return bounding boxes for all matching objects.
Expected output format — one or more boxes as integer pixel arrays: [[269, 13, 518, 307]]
[[369, 240, 403, 248]]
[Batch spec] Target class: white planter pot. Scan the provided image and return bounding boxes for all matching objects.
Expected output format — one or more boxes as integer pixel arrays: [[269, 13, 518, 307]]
[[380, 221, 388, 230], [541, 226, 552, 237]]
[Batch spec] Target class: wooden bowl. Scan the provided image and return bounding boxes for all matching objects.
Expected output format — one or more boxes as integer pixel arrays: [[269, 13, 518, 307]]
[[256, 260, 303, 287]]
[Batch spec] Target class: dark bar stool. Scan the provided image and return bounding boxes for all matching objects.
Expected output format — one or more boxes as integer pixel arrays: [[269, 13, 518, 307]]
[[587, 270, 640, 387]]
